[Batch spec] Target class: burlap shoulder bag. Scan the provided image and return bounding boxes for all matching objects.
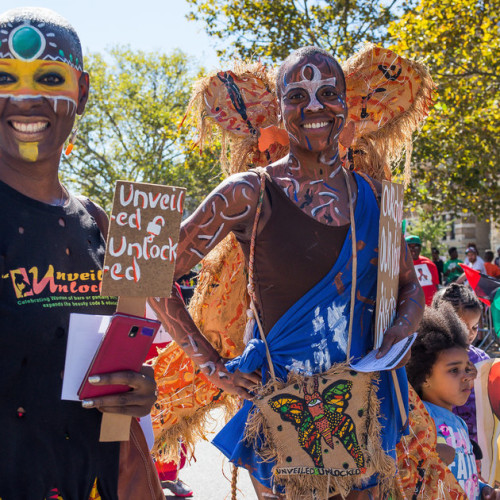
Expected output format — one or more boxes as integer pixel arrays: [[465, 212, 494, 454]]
[[244, 169, 395, 499]]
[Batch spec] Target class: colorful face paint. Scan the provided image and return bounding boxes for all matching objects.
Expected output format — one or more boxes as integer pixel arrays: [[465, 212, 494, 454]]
[[284, 64, 338, 113], [0, 17, 83, 162], [280, 53, 347, 154], [0, 59, 80, 111], [0, 20, 83, 71]]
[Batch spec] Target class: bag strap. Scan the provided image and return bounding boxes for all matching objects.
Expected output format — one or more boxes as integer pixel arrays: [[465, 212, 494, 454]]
[[248, 168, 357, 383], [246, 168, 277, 382]]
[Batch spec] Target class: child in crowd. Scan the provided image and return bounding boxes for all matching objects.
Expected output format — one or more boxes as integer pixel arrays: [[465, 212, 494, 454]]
[[432, 283, 490, 444], [406, 305, 500, 499]]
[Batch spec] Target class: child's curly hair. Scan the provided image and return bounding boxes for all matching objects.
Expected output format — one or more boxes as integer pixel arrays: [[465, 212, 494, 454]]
[[432, 282, 482, 315], [406, 303, 469, 397]]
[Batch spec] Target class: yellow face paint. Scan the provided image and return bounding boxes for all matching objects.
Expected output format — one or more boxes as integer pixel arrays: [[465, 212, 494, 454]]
[[0, 59, 81, 111], [0, 59, 82, 161], [18, 142, 39, 162]]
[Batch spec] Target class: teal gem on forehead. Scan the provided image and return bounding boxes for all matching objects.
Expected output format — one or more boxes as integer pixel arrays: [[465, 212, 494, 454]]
[[11, 26, 43, 60]]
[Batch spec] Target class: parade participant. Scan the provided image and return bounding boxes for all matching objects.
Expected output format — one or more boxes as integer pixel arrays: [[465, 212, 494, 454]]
[[0, 7, 159, 499], [484, 250, 500, 278], [406, 234, 439, 305], [444, 246, 463, 284], [151, 47, 425, 499], [432, 247, 444, 284], [495, 247, 500, 268], [406, 305, 500, 499], [432, 284, 489, 445], [465, 246, 487, 274]]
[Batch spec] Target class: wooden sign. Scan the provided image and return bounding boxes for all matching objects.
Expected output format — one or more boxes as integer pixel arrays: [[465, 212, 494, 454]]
[[101, 181, 185, 297], [374, 181, 404, 349]]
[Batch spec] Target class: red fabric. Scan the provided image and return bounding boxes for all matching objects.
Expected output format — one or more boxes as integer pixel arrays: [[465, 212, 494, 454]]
[[146, 341, 169, 361], [460, 263, 500, 307], [485, 262, 500, 278], [413, 256, 439, 305], [155, 443, 187, 481]]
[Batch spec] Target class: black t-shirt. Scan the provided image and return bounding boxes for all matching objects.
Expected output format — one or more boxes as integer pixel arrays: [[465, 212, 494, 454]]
[[433, 258, 444, 284], [0, 181, 119, 499]]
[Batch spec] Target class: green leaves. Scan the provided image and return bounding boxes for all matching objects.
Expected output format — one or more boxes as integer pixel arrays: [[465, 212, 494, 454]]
[[390, 0, 500, 219], [187, 0, 499, 220], [186, 0, 401, 61]]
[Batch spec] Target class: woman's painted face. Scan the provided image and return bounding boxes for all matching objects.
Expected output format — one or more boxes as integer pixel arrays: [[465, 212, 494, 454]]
[[279, 53, 347, 154], [0, 21, 86, 162]]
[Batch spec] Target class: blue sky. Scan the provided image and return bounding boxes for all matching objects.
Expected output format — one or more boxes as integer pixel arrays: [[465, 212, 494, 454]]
[[4, 0, 221, 70]]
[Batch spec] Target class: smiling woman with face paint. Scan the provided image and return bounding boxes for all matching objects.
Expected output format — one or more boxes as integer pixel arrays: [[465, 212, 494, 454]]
[[0, 8, 160, 500], [149, 46, 425, 500]]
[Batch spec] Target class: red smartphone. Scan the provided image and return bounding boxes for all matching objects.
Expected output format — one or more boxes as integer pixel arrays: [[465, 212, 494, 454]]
[[78, 312, 161, 400]]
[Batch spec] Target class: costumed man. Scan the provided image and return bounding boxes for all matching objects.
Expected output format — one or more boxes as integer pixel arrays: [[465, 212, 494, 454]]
[[0, 7, 161, 499], [149, 46, 425, 499], [406, 234, 439, 305]]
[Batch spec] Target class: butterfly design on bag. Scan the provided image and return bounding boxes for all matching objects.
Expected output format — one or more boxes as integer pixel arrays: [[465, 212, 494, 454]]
[[268, 377, 366, 471]]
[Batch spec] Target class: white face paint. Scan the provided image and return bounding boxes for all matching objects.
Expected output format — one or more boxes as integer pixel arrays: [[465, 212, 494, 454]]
[[284, 63, 338, 112], [0, 93, 77, 115]]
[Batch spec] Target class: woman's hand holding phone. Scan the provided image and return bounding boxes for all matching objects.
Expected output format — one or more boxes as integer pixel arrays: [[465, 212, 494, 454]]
[[81, 365, 157, 417]]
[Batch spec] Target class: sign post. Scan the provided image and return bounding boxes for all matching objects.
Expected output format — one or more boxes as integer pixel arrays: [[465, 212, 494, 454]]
[[99, 180, 184, 441]]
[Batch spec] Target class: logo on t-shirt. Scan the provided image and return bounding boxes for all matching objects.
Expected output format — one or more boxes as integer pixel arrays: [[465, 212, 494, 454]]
[[2, 265, 116, 309], [414, 263, 433, 287]]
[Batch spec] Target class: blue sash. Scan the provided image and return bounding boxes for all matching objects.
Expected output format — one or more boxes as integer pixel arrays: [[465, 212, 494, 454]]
[[213, 174, 408, 489]]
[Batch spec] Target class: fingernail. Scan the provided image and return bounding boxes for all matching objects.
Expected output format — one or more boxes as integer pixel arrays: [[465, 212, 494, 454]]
[[82, 400, 94, 408], [88, 375, 100, 384]]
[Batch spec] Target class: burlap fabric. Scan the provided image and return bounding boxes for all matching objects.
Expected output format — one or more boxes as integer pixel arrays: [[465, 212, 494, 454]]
[[245, 364, 394, 499]]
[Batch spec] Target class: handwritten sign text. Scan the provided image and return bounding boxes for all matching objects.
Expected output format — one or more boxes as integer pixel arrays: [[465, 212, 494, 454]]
[[374, 181, 404, 348], [101, 181, 185, 297]]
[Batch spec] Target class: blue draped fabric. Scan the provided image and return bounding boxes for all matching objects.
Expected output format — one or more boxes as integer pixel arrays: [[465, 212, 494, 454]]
[[213, 174, 409, 490]]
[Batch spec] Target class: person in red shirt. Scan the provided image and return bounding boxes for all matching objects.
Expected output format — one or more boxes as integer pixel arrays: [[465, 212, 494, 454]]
[[406, 235, 439, 305], [484, 250, 500, 278]]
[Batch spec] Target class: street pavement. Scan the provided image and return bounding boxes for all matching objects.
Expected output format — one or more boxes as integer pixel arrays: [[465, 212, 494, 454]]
[[164, 408, 258, 500]]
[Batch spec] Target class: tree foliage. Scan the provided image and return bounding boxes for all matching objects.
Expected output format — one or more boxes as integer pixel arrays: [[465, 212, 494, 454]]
[[186, 0, 499, 219], [390, 0, 500, 220], [186, 0, 402, 61], [406, 208, 450, 256], [61, 48, 222, 213]]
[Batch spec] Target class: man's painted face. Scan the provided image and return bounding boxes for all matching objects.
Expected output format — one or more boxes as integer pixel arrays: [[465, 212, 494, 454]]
[[0, 20, 85, 162], [279, 53, 347, 157]]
